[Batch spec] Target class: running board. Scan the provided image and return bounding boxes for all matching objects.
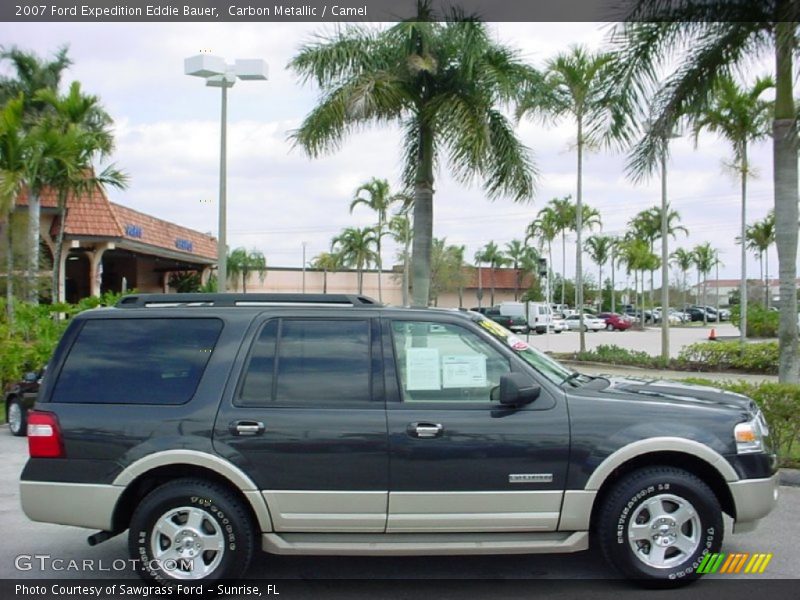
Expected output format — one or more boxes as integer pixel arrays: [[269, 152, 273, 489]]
[[262, 531, 588, 556]]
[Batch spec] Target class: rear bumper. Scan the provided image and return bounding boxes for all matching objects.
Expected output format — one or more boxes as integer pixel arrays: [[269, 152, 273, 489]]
[[729, 472, 780, 532], [20, 481, 121, 531]]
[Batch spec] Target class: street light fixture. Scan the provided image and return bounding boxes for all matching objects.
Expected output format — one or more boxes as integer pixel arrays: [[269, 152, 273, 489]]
[[184, 54, 268, 293]]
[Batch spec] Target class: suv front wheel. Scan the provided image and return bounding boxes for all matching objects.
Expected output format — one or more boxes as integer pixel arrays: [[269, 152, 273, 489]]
[[597, 466, 723, 587], [129, 478, 255, 583]]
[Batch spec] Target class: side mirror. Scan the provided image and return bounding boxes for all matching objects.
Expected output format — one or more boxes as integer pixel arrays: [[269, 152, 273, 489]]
[[497, 372, 540, 408], [23, 372, 38, 383]]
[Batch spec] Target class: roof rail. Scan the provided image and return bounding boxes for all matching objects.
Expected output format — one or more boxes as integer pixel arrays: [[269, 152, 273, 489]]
[[115, 293, 382, 309]]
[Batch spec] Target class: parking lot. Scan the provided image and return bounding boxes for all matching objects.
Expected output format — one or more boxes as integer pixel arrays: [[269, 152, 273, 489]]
[[525, 322, 745, 359], [1, 427, 796, 591]]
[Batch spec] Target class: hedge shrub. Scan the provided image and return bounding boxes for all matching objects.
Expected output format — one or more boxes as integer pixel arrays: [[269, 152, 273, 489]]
[[678, 341, 778, 374], [683, 378, 800, 466], [730, 304, 779, 338]]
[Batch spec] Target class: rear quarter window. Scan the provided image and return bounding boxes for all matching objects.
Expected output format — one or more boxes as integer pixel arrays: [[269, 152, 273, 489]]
[[51, 318, 222, 405]]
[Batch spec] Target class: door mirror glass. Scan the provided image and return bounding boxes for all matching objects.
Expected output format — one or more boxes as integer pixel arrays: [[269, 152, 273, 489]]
[[24, 372, 38, 383]]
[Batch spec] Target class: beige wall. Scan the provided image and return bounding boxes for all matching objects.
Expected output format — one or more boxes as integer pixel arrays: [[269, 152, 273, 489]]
[[241, 268, 520, 309]]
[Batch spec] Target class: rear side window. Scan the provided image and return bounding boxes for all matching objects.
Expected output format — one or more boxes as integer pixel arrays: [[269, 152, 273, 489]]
[[238, 319, 371, 406], [51, 318, 222, 405]]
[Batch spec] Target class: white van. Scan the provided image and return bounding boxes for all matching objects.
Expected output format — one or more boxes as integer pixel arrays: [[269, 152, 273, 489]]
[[500, 302, 554, 334]]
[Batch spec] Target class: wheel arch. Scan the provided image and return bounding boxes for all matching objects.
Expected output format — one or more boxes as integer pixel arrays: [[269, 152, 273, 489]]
[[587, 450, 738, 532], [111, 451, 273, 534]]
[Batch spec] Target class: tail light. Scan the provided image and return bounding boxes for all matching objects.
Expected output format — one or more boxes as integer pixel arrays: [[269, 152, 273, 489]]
[[27, 411, 64, 458]]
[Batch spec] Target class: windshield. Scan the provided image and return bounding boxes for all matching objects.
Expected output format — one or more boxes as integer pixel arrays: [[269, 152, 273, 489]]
[[473, 315, 576, 385]]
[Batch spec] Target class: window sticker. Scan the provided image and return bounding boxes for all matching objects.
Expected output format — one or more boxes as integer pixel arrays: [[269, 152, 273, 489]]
[[406, 348, 442, 390], [442, 355, 487, 388]]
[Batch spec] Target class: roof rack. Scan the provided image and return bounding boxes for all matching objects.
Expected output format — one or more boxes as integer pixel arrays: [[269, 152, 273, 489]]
[[115, 293, 382, 309]]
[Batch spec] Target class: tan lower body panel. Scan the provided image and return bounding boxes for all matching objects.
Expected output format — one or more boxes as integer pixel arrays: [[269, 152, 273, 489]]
[[20, 481, 122, 531], [387, 491, 563, 532], [262, 531, 589, 556], [262, 491, 387, 532]]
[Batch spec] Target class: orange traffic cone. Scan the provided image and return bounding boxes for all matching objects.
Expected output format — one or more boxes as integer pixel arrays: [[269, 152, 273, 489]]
[[708, 328, 717, 341]]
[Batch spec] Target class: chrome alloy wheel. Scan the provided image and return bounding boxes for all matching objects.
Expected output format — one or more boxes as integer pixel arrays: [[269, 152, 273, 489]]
[[150, 506, 225, 579], [627, 493, 701, 569], [8, 402, 22, 435]]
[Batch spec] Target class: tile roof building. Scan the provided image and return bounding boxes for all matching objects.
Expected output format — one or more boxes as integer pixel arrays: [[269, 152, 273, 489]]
[[12, 185, 217, 302]]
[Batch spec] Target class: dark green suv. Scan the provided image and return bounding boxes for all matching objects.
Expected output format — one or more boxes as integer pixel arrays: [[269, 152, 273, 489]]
[[20, 294, 778, 586]]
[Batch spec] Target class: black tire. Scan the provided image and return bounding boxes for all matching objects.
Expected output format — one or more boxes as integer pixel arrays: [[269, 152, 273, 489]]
[[7, 398, 27, 437], [129, 478, 255, 584], [596, 466, 723, 587]]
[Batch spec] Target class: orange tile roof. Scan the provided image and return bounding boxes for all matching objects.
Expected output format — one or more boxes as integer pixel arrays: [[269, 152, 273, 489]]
[[17, 186, 217, 261]]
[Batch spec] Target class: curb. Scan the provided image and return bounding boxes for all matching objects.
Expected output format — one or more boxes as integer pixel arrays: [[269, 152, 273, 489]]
[[780, 469, 800, 487]]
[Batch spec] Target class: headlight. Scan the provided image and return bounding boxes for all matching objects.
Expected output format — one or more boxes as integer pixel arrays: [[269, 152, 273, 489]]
[[734, 411, 768, 454]]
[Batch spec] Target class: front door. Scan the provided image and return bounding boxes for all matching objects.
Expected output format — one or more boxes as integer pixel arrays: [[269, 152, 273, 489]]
[[384, 318, 570, 533], [213, 316, 388, 532]]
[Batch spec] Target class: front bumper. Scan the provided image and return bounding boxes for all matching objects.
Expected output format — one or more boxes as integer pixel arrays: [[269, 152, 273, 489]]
[[729, 471, 780, 533]]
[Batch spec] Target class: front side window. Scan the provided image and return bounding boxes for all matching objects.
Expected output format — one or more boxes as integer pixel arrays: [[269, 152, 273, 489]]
[[52, 318, 222, 405], [239, 319, 371, 406], [391, 321, 511, 403]]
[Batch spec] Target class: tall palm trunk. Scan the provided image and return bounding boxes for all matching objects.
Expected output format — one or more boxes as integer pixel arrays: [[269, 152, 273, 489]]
[[560, 231, 566, 307], [598, 264, 602, 311], [376, 215, 383, 302], [703, 275, 708, 326], [51, 196, 68, 304], [3, 219, 13, 322], [403, 229, 411, 306], [576, 118, 586, 352], [490, 266, 496, 306], [610, 251, 615, 313], [26, 191, 41, 304], [773, 19, 798, 383], [764, 251, 769, 308], [411, 123, 434, 307], [739, 142, 748, 344], [660, 142, 670, 361], [322, 268, 328, 294]]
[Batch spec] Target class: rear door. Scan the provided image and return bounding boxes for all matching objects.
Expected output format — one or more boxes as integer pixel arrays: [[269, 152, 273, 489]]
[[213, 314, 388, 532], [383, 317, 570, 533]]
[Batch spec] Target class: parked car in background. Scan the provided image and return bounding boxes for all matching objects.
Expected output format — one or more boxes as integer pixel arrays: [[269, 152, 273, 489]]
[[481, 307, 528, 333], [623, 306, 653, 324], [550, 317, 566, 333], [697, 305, 730, 321], [564, 314, 607, 332], [500, 301, 553, 334], [597, 312, 632, 331], [684, 306, 718, 322], [4, 369, 43, 436]]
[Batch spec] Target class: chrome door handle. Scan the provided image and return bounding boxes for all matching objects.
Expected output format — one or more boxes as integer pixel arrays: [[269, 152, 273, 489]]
[[409, 422, 443, 438], [231, 421, 265, 436]]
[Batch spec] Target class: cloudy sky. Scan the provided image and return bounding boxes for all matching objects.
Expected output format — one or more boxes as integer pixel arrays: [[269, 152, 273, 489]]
[[2, 20, 781, 287]]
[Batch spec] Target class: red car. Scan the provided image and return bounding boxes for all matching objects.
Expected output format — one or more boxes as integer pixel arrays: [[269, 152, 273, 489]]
[[597, 312, 632, 331]]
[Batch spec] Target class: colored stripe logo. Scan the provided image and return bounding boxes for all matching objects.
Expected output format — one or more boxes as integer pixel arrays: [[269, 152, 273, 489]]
[[697, 552, 773, 574]]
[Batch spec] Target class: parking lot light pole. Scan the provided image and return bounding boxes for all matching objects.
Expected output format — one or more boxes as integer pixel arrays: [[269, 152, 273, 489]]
[[185, 54, 268, 293]]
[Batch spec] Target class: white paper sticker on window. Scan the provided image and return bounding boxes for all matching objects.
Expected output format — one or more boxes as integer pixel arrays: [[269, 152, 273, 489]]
[[442, 355, 487, 388], [406, 348, 442, 390]]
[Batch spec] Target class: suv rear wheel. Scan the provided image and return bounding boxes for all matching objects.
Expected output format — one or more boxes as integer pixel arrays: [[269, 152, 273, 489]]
[[129, 478, 255, 583], [597, 466, 723, 587]]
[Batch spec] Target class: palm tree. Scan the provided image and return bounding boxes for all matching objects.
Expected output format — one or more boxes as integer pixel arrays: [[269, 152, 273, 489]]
[[519, 45, 623, 352], [311, 251, 342, 294], [611, 4, 799, 382], [37, 81, 128, 303], [584, 234, 614, 311], [290, 2, 537, 308], [526, 207, 560, 310], [350, 178, 409, 302], [389, 211, 412, 306], [693, 242, 717, 326], [744, 212, 776, 307], [451, 244, 467, 308], [629, 205, 687, 309], [0, 96, 27, 320], [226, 247, 267, 293], [0, 46, 72, 304], [477, 241, 508, 307], [619, 237, 658, 328], [691, 75, 773, 344], [504, 239, 534, 301], [671, 247, 695, 313], [331, 226, 378, 295]]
